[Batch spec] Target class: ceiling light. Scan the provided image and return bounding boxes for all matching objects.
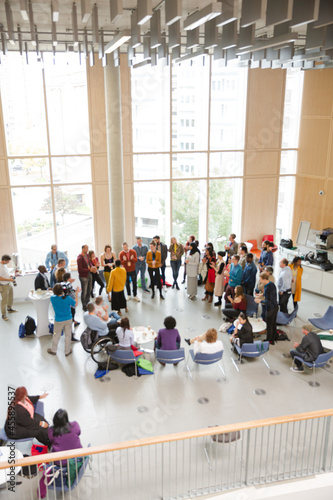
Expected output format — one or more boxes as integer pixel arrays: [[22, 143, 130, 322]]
[[81, 0, 91, 23], [104, 30, 131, 54], [236, 32, 298, 55], [5, 1, 15, 45], [52, 0, 59, 22], [137, 0, 152, 26], [28, 1, 36, 46], [110, 0, 123, 23], [92, 4, 99, 46], [184, 3, 221, 31], [165, 0, 182, 26], [19, 0, 29, 21], [150, 10, 161, 49], [131, 10, 141, 48], [72, 3, 79, 47]]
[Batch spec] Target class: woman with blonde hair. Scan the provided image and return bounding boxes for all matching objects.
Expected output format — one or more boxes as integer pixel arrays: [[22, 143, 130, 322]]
[[192, 328, 223, 355]]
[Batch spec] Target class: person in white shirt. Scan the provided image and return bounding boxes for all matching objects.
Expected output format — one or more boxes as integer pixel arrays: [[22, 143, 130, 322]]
[[0, 254, 17, 321], [94, 296, 121, 325], [116, 317, 137, 349], [193, 328, 223, 355], [277, 259, 293, 313]]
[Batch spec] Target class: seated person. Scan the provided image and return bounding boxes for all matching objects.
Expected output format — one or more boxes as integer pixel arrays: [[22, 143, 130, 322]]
[[5, 387, 49, 446], [192, 328, 223, 355], [222, 285, 247, 320], [116, 317, 137, 349], [83, 302, 118, 342], [48, 409, 82, 466], [94, 296, 121, 325], [34, 265, 50, 290], [230, 312, 253, 348], [290, 324, 324, 373], [156, 316, 181, 351]]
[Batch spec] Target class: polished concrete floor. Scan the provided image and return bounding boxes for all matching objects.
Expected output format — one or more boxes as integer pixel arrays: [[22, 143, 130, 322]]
[[1, 265, 333, 454]]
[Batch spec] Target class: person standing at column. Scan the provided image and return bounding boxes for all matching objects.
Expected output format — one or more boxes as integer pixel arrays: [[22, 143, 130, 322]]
[[119, 242, 140, 302], [0, 254, 17, 321], [133, 237, 149, 293], [147, 241, 164, 300], [153, 236, 168, 290], [277, 258, 293, 313], [77, 245, 96, 311], [255, 272, 278, 345], [100, 245, 116, 289], [45, 244, 68, 287]]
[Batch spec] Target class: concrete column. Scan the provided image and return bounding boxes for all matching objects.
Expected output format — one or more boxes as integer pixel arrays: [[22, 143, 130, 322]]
[[104, 59, 125, 254]]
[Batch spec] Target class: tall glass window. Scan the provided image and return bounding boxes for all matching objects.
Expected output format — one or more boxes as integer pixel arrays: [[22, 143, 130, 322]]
[[134, 181, 170, 244], [172, 180, 207, 245]]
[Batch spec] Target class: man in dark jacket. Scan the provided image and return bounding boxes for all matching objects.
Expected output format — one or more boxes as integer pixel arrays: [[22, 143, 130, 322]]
[[255, 272, 278, 345], [290, 324, 324, 372], [241, 253, 257, 296]]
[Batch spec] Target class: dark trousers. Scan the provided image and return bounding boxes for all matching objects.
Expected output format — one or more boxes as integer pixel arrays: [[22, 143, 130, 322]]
[[279, 291, 290, 313], [160, 264, 166, 286], [222, 308, 241, 320], [266, 306, 278, 342], [79, 274, 92, 311], [224, 284, 235, 304], [91, 272, 104, 296], [290, 349, 307, 368], [171, 260, 181, 284], [148, 267, 161, 292], [242, 285, 254, 296], [126, 270, 137, 297], [292, 294, 297, 308]]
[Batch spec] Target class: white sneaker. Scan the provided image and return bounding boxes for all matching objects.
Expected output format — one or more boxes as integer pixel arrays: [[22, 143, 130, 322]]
[[127, 296, 132, 301], [133, 296, 140, 302]]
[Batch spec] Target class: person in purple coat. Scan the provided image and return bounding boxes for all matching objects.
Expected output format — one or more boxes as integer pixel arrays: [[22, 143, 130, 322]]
[[156, 316, 181, 364], [48, 409, 82, 465]]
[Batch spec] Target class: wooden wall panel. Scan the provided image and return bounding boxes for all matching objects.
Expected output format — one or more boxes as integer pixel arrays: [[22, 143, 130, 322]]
[[124, 183, 135, 246], [92, 156, 108, 183], [301, 69, 333, 117], [245, 68, 286, 150], [0, 94, 5, 158], [86, 60, 107, 155], [244, 150, 280, 176], [0, 159, 8, 186], [93, 184, 111, 258], [297, 118, 330, 177], [0, 189, 16, 253], [292, 177, 325, 237], [322, 180, 333, 229], [242, 177, 278, 242], [123, 154, 133, 182], [328, 126, 333, 178]]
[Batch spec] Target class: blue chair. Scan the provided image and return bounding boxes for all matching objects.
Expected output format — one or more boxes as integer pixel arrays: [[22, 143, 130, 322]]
[[187, 350, 226, 380], [109, 349, 142, 378], [292, 350, 333, 387], [245, 294, 258, 317], [156, 348, 185, 365], [308, 306, 333, 330], [277, 304, 298, 326], [44, 444, 91, 493], [0, 401, 44, 444], [232, 340, 270, 372]]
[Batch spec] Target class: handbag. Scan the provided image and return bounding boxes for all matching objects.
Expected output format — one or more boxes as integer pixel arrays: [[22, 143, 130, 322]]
[[207, 268, 215, 284]]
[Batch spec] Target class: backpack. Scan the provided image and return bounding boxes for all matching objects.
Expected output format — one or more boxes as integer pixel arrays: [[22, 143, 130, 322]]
[[276, 329, 290, 341], [25, 316, 36, 336], [280, 238, 293, 249], [80, 328, 98, 351]]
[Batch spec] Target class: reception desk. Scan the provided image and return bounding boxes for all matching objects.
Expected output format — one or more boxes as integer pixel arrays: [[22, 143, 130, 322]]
[[14, 270, 79, 300]]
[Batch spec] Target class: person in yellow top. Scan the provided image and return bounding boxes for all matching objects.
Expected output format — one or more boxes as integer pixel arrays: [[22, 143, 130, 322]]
[[289, 256, 303, 309], [107, 260, 128, 315], [146, 241, 164, 300]]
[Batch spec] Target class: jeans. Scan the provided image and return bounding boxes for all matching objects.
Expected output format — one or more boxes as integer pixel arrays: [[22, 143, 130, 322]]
[[242, 284, 254, 296], [170, 260, 181, 284], [126, 270, 137, 297], [79, 274, 92, 311], [136, 264, 148, 290], [109, 311, 121, 325], [290, 349, 307, 368]]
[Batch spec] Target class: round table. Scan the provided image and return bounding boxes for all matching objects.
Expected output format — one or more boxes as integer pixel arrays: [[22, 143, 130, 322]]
[[132, 326, 157, 346], [248, 317, 267, 334], [0, 446, 23, 486], [318, 331, 333, 351], [28, 290, 53, 337]]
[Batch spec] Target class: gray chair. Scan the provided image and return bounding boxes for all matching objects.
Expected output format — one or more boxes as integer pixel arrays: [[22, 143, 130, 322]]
[[308, 306, 333, 330], [187, 350, 226, 381], [292, 350, 333, 387], [276, 304, 298, 326], [232, 340, 270, 372]]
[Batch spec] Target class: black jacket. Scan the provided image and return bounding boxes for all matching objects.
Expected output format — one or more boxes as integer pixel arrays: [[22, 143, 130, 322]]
[[34, 273, 50, 290], [5, 395, 50, 446], [296, 331, 324, 362], [262, 282, 278, 311], [236, 321, 254, 346]]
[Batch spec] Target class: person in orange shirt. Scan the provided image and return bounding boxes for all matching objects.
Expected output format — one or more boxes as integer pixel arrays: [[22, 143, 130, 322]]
[[146, 241, 164, 300]]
